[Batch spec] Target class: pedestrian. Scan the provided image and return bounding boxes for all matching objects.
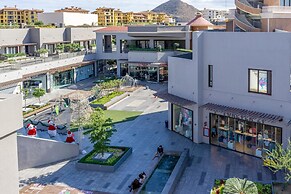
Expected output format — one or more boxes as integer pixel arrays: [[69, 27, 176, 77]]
[[152, 145, 164, 160]]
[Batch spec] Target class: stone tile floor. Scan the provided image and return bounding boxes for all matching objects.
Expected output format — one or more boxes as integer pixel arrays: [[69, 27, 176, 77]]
[[19, 83, 284, 194]]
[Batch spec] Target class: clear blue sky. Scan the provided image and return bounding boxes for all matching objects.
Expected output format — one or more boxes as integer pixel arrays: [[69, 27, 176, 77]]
[[0, 0, 235, 12]]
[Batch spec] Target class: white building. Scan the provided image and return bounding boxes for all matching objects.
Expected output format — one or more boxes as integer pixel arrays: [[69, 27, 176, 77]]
[[38, 12, 98, 27], [164, 31, 291, 158], [201, 8, 228, 22], [95, 26, 191, 82]]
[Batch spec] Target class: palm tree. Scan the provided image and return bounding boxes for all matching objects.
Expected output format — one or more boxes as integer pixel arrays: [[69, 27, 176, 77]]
[[223, 178, 258, 194]]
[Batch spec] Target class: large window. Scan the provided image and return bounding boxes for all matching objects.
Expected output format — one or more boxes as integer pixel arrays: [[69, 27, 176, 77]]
[[248, 69, 271, 95], [172, 104, 193, 140], [210, 113, 282, 157], [208, 65, 213, 87]]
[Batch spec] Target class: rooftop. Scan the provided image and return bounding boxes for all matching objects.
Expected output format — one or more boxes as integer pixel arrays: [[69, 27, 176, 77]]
[[94, 26, 128, 32]]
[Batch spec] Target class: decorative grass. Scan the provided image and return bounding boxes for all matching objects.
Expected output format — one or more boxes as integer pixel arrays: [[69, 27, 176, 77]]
[[104, 110, 142, 125], [78, 146, 130, 166], [91, 91, 124, 105]]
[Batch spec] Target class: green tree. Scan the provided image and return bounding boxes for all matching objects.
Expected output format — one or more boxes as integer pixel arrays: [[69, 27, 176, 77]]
[[223, 178, 258, 194], [263, 140, 291, 182], [34, 21, 44, 26], [32, 88, 45, 103], [88, 108, 116, 156], [22, 88, 29, 108]]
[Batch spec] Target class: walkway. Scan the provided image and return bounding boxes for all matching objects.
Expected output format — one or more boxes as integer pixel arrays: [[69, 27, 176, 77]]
[[19, 83, 283, 194]]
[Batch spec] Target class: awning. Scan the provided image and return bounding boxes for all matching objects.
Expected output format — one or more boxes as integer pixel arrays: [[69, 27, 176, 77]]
[[49, 60, 95, 74], [1, 43, 37, 47], [154, 90, 196, 110], [200, 103, 283, 123]]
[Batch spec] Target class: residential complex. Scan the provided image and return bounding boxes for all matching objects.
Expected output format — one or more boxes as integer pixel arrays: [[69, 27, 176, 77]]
[[92, 7, 175, 26], [0, 6, 43, 26], [201, 8, 229, 23], [55, 6, 90, 14], [229, 0, 291, 32], [164, 31, 291, 158]]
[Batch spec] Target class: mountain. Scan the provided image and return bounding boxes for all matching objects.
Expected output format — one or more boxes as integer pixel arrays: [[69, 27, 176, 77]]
[[152, 0, 199, 22]]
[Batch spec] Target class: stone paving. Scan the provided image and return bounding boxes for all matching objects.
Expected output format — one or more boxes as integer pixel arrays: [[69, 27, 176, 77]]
[[19, 82, 284, 194]]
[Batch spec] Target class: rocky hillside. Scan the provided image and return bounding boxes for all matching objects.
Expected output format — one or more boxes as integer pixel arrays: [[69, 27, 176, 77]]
[[152, 0, 199, 22]]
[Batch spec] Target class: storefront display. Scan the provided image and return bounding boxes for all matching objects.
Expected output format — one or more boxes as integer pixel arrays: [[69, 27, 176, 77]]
[[210, 113, 282, 157], [52, 70, 73, 88], [128, 63, 168, 82], [172, 104, 193, 140]]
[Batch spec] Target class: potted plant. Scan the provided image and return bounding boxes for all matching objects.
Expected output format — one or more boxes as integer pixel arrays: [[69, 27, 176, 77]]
[[36, 48, 49, 57], [56, 44, 64, 54]]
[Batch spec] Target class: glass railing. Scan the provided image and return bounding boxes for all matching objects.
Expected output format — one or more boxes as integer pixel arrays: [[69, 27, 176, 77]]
[[128, 47, 175, 52], [9, 50, 95, 67]]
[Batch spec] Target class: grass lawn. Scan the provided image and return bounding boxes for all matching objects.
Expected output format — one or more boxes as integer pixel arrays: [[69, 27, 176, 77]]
[[91, 91, 124, 105], [104, 110, 142, 125], [79, 146, 130, 166]]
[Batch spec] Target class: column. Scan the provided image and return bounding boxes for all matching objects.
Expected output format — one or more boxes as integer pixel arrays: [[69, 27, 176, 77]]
[[46, 72, 52, 93], [117, 60, 121, 78]]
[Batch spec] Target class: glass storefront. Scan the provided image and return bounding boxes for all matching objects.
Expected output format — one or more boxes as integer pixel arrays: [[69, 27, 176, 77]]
[[172, 104, 193, 140], [76, 64, 94, 82], [210, 113, 282, 157], [97, 59, 117, 78], [52, 70, 73, 88], [128, 64, 168, 82]]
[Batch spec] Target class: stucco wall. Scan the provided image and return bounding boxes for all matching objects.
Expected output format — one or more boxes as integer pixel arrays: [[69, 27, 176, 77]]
[[17, 135, 79, 170], [0, 94, 22, 194]]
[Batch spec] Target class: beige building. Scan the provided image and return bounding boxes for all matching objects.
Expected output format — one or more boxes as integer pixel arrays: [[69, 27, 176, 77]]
[[92, 7, 175, 26], [230, 0, 291, 32], [0, 94, 22, 194], [55, 6, 89, 14], [0, 6, 43, 26]]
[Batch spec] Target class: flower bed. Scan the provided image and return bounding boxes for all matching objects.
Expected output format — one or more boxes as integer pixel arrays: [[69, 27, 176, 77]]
[[211, 179, 272, 194], [23, 103, 52, 118]]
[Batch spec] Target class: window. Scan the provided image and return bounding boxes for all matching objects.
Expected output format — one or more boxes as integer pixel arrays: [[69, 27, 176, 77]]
[[208, 65, 213, 87], [248, 69, 271, 95]]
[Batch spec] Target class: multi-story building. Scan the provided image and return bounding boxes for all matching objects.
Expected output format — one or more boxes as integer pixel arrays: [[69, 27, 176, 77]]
[[55, 6, 90, 14], [230, 0, 291, 32], [201, 8, 228, 23], [0, 6, 43, 26], [92, 7, 175, 26], [0, 27, 101, 94], [95, 26, 191, 82], [163, 31, 291, 158]]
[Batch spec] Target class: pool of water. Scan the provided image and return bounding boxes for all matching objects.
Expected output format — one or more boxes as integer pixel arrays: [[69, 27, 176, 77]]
[[140, 154, 180, 194]]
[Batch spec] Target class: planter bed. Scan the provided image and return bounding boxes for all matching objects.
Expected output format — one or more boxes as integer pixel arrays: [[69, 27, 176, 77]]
[[211, 179, 272, 194], [76, 146, 132, 172], [23, 103, 52, 118], [90, 91, 128, 109]]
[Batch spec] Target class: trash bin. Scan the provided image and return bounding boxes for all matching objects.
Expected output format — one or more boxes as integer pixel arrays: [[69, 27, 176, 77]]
[[165, 120, 168, 128]]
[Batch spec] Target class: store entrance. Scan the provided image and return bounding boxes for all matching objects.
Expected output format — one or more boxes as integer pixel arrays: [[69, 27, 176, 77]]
[[209, 113, 282, 157]]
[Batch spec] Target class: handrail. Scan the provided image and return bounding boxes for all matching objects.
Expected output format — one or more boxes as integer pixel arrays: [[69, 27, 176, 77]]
[[234, 13, 261, 32], [235, 0, 261, 15]]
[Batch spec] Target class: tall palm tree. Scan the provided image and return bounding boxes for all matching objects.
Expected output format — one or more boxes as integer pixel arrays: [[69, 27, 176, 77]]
[[224, 178, 258, 194]]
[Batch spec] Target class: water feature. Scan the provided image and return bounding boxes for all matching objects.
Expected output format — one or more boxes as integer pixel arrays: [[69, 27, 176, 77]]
[[140, 154, 180, 194]]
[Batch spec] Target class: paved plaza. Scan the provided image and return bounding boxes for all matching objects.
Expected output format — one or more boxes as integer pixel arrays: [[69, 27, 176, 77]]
[[19, 82, 284, 194]]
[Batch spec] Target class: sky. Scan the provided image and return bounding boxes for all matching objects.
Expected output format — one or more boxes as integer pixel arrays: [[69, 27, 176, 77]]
[[0, 0, 235, 12]]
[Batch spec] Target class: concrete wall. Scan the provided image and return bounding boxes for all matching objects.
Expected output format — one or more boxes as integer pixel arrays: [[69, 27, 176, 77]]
[[69, 27, 100, 42], [128, 51, 175, 63], [39, 28, 67, 47], [0, 94, 22, 194], [17, 135, 79, 170], [39, 13, 98, 27]]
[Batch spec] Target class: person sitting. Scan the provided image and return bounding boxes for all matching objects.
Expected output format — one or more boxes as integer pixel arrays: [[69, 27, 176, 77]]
[[129, 178, 141, 192], [152, 145, 164, 160], [138, 172, 147, 184]]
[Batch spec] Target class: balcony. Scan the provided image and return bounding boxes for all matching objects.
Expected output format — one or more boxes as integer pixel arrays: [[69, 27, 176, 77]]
[[235, 0, 261, 15], [234, 13, 261, 32], [128, 48, 175, 63]]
